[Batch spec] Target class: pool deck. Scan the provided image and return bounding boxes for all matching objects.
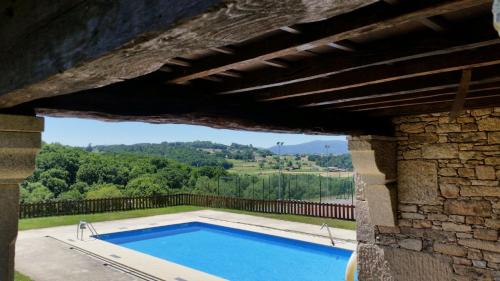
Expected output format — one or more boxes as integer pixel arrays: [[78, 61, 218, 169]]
[[16, 210, 356, 281]]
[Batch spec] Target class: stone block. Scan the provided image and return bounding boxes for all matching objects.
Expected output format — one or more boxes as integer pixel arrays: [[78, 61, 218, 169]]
[[478, 117, 500, 131], [439, 168, 457, 176], [400, 123, 425, 133], [453, 257, 472, 266], [468, 249, 483, 261], [484, 251, 500, 263], [398, 204, 417, 212], [437, 124, 461, 133], [484, 157, 500, 165], [475, 166, 496, 180], [488, 132, 500, 144], [442, 222, 471, 232], [460, 186, 500, 197], [434, 243, 467, 257], [471, 108, 493, 116], [402, 149, 421, 159], [409, 133, 438, 143], [444, 200, 491, 217], [428, 214, 448, 221], [422, 144, 458, 159], [378, 226, 400, 234], [473, 229, 498, 241], [412, 219, 432, 228], [440, 184, 460, 198], [399, 239, 423, 251], [472, 260, 487, 268], [471, 180, 498, 186], [485, 219, 500, 230], [399, 160, 439, 205], [457, 168, 475, 178], [466, 216, 485, 225], [458, 239, 500, 253], [401, 212, 425, 220]]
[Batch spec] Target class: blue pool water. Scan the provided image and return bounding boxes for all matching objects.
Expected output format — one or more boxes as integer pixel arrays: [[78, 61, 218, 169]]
[[98, 222, 353, 281]]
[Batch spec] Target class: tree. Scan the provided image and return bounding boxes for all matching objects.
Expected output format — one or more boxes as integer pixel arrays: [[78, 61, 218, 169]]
[[28, 185, 54, 202], [69, 182, 90, 194], [40, 168, 69, 196], [86, 184, 123, 199], [125, 175, 165, 196], [59, 189, 84, 200]]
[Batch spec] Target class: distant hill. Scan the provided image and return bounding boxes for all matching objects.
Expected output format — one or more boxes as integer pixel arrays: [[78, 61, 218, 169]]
[[268, 140, 348, 155], [93, 141, 272, 168]]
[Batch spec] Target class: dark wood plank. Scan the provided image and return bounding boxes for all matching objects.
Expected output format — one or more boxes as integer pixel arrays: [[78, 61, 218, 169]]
[[321, 80, 500, 110], [360, 92, 500, 116], [1, 0, 374, 108], [449, 69, 472, 121], [286, 65, 500, 108], [204, 18, 497, 94], [333, 87, 500, 112], [167, 0, 488, 84], [252, 43, 500, 101]]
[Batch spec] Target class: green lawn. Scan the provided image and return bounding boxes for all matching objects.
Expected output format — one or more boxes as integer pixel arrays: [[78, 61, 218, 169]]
[[15, 271, 32, 281], [19, 205, 356, 231]]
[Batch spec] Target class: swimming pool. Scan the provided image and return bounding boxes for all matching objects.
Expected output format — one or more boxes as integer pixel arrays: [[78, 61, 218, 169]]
[[98, 222, 353, 281]]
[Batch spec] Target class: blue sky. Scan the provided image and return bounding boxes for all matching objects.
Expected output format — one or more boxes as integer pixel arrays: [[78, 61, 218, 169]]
[[43, 117, 346, 148]]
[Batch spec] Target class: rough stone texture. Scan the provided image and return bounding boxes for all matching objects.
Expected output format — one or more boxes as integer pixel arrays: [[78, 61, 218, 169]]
[[349, 136, 397, 228], [355, 108, 500, 281], [398, 160, 439, 204], [0, 114, 43, 281]]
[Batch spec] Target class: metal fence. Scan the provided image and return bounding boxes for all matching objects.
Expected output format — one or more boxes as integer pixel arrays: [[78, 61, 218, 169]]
[[192, 173, 355, 205], [19, 193, 355, 221]]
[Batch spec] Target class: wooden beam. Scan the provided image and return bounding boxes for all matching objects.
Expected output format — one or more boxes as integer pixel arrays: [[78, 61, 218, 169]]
[[167, 0, 489, 84], [1, 0, 376, 109], [203, 18, 497, 94], [290, 66, 500, 108], [326, 85, 500, 113], [449, 69, 472, 121], [253, 43, 500, 101], [360, 95, 500, 116], [321, 80, 500, 111], [3, 79, 392, 136]]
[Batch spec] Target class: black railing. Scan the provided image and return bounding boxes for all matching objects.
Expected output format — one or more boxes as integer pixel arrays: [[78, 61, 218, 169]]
[[19, 194, 355, 221]]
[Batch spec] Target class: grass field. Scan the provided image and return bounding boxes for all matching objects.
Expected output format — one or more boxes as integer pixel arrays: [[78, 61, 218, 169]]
[[19, 206, 356, 231], [228, 158, 352, 177], [15, 271, 32, 281]]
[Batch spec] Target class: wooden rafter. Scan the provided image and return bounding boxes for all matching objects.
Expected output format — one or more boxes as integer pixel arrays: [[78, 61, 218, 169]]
[[292, 66, 500, 108], [449, 69, 472, 121], [166, 0, 489, 84], [205, 18, 497, 95], [252, 43, 500, 101]]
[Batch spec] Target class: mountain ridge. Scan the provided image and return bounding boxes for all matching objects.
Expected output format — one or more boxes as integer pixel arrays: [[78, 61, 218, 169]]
[[268, 140, 348, 155]]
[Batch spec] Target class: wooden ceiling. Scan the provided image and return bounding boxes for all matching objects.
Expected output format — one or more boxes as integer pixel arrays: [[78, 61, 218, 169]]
[[3, 0, 500, 135]]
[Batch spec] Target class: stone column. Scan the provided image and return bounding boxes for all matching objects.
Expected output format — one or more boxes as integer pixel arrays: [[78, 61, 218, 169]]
[[348, 135, 397, 280], [0, 114, 43, 281]]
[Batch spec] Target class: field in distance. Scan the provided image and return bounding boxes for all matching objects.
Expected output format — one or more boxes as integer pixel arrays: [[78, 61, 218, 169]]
[[227, 156, 353, 177]]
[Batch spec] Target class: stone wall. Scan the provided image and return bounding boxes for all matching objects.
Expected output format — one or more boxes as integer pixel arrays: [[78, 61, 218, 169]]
[[354, 107, 500, 281]]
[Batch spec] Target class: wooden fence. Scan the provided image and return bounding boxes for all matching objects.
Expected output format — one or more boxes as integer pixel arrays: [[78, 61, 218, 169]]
[[19, 194, 355, 221]]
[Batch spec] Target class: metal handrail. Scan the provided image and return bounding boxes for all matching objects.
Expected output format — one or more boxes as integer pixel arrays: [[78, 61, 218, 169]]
[[320, 223, 335, 246], [76, 221, 100, 240]]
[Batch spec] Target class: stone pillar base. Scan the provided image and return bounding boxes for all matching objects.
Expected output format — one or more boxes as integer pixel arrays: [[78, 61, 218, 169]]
[[0, 114, 43, 281]]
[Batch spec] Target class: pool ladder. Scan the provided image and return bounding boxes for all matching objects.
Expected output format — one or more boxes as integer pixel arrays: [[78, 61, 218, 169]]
[[320, 223, 335, 246], [320, 223, 357, 281], [76, 221, 100, 241]]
